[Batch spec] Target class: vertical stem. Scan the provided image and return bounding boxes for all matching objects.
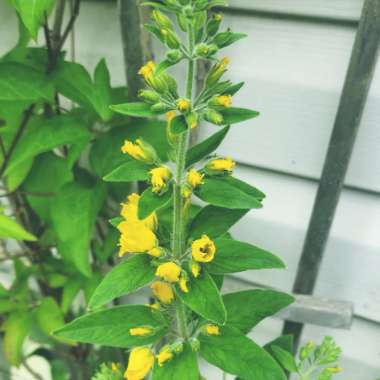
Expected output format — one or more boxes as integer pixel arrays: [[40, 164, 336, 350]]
[[173, 24, 195, 339]]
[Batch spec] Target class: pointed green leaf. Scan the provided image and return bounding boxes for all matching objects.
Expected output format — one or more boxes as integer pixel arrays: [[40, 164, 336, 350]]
[[89, 255, 156, 309], [223, 290, 294, 333], [0, 214, 36, 241], [200, 326, 286, 380], [213, 32, 247, 48], [138, 187, 173, 220], [178, 270, 226, 324], [186, 126, 230, 167], [104, 159, 150, 182], [189, 206, 248, 239], [35, 297, 66, 339], [207, 239, 285, 274], [54, 305, 168, 348], [152, 344, 199, 380], [220, 107, 259, 125], [110, 102, 164, 117], [94, 58, 113, 121], [171, 115, 188, 135], [195, 176, 264, 209], [6, 158, 34, 192], [271, 346, 298, 373]]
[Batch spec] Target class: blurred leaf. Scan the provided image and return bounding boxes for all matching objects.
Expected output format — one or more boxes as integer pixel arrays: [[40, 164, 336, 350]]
[[186, 126, 230, 167], [6, 157, 34, 191], [3, 312, 32, 366], [35, 297, 66, 339], [0, 214, 36, 241], [103, 159, 150, 183], [178, 270, 226, 324], [223, 290, 294, 333], [206, 239, 285, 274], [152, 344, 199, 380], [200, 326, 286, 380], [54, 305, 168, 348], [264, 335, 294, 357], [0, 62, 54, 102], [51, 181, 106, 277], [110, 102, 165, 118], [61, 276, 83, 314], [94, 228, 119, 263], [220, 107, 259, 125], [170, 115, 188, 135], [189, 205, 247, 239], [271, 346, 298, 373], [138, 187, 173, 219], [89, 255, 156, 309]]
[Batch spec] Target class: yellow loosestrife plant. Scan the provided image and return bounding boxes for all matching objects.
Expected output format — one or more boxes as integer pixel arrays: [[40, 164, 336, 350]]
[[55, 1, 298, 379]]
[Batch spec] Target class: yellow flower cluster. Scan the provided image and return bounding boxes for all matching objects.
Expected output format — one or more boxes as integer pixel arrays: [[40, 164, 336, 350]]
[[150, 166, 172, 194], [138, 61, 155, 80]]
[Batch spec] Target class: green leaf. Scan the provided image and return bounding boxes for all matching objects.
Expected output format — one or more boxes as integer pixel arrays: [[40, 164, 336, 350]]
[[61, 276, 83, 314], [24, 152, 73, 222], [154, 59, 178, 76], [264, 335, 294, 356], [109, 216, 123, 228], [3, 312, 32, 366], [271, 346, 298, 373], [219, 107, 259, 125], [110, 102, 164, 118], [207, 239, 285, 274], [178, 270, 226, 324], [186, 126, 230, 167], [4, 116, 90, 175], [189, 205, 248, 239], [50, 181, 106, 277], [223, 290, 294, 333], [195, 176, 264, 209], [0, 214, 36, 241], [152, 344, 199, 380], [200, 326, 286, 380], [171, 115, 188, 135], [213, 32, 247, 48], [103, 159, 150, 182], [35, 297, 66, 339], [54, 61, 113, 121], [89, 120, 169, 177], [8, 0, 54, 39], [0, 62, 54, 102], [89, 255, 156, 309], [54, 305, 168, 348], [5, 158, 34, 192], [138, 187, 173, 220]]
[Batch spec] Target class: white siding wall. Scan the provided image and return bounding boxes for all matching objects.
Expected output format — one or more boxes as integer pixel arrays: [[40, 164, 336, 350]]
[[1, 1, 380, 379]]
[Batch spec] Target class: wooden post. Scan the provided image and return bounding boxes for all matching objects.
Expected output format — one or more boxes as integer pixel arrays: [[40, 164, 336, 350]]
[[283, 0, 380, 351]]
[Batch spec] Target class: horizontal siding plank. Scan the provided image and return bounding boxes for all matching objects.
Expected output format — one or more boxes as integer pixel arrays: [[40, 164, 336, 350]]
[[229, 0, 364, 21], [229, 165, 380, 323]]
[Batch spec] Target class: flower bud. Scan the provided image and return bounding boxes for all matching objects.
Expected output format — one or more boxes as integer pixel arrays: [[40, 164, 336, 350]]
[[176, 98, 191, 113], [172, 341, 184, 354], [207, 13, 223, 36], [152, 9, 173, 30], [161, 28, 181, 49], [151, 102, 171, 113], [209, 95, 232, 108], [121, 139, 158, 164], [189, 337, 200, 352], [194, 0, 209, 11], [182, 5, 193, 18], [195, 43, 218, 58], [162, 73, 178, 96], [177, 14, 187, 32], [186, 112, 199, 129], [189, 261, 201, 278], [166, 49, 183, 63], [205, 57, 230, 87], [204, 109, 224, 125], [147, 74, 168, 94], [138, 89, 160, 104], [206, 157, 235, 175]]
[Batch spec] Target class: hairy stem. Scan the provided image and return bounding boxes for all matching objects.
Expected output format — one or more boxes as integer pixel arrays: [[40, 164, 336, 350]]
[[173, 24, 195, 340]]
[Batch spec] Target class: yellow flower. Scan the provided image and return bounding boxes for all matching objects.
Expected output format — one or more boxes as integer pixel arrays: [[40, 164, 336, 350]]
[[150, 281, 174, 304], [181, 185, 192, 199], [207, 157, 235, 173], [148, 247, 164, 258], [121, 139, 156, 163], [176, 98, 191, 112], [215, 95, 232, 107], [124, 347, 154, 380], [129, 327, 153, 336], [156, 262, 181, 283], [147, 302, 160, 311], [138, 61, 155, 80], [192, 235, 216, 263], [121, 193, 157, 231], [187, 169, 204, 188], [157, 346, 174, 367], [205, 324, 220, 336], [118, 221, 158, 256], [191, 262, 201, 278], [150, 166, 172, 193], [179, 276, 189, 293]]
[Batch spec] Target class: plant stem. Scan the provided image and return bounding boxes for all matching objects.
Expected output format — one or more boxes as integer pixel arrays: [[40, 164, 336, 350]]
[[173, 23, 195, 340]]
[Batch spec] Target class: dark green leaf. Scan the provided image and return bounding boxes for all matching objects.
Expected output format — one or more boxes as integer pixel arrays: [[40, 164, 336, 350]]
[[171, 115, 188, 135], [138, 187, 173, 220], [152, 344, 199, 380], [195, 176, 264, 209], [207, 239, 285, 274], [54, 305, 168, 348], [189, 205, 247, 239], [213, 32, 247, 48], [110, 102, 164, 118], [178, 270, 226, 324], [271, 346, 298, 373], [200, 326, 286, 380], [94, 58, 113, 121], [0, 214, 36, 241], [103, 159, 150, 182], [223, 290, 294, 333], [89, 255, 156, 309], [144, 23, 166, 44], [264, 335, 294, 355], [155, 59, 178, 76], [222, 82, 245, 96], [109, 217, 123, 228], [186, 126, 230, 167], [220, 107, 259, 125], [0, 62, 54, 102]]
